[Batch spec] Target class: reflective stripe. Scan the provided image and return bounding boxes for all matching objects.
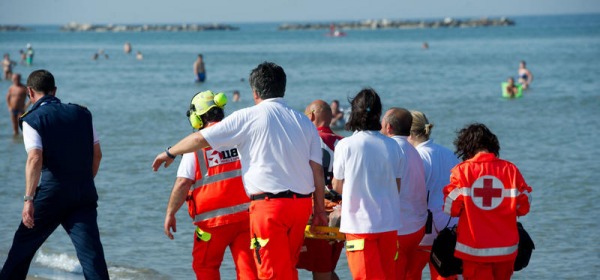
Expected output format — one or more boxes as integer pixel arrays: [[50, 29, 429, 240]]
[[191, 149, 208, 191], [202, 169, 242, 185], [455, 241, 518, 257], [449, 187, 467, 200], [444, 188, 468, 215], [193, 202, 250, 223], [503, 189, 518, 197], [444, 187, 519, 214]]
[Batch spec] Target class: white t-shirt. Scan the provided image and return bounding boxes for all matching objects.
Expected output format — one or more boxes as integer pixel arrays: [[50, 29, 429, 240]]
[[333, 130, 402, 234], [22, 121, 99, 152], [415, 139, 459, 246], [391, 135, 428, 235], [201, 98, 321, 195], [177, 152, 196, 181]]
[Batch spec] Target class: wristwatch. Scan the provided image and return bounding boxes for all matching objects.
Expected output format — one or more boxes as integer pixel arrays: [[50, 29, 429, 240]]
[[24, 195, 34, 202], [165, 146, 176, 159]]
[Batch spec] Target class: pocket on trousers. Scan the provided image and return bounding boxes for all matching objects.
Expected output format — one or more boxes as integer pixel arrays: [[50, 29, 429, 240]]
[[193, 227, 212, 264], [345, 239, 365, 252]]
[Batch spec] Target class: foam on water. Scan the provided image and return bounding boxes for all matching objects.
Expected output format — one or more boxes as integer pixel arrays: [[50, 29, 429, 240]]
[[34, 251, 82, 274], [30, 250, 167, 280]]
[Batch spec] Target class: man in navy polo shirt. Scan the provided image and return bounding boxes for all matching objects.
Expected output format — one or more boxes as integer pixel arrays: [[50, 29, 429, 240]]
[[0, 69, 109, 280]]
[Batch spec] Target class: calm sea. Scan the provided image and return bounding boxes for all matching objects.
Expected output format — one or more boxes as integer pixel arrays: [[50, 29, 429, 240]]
[[1, 14, 599, 279]]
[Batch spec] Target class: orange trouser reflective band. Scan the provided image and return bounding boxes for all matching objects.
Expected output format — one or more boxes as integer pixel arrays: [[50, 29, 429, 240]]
[[462, 259, 514, 280], [192, 221, 258, 280], [345, 231, 398, 280], [249, 196, 312, 280], [412, 246, 459, 280], [397, 226, 426, 280]]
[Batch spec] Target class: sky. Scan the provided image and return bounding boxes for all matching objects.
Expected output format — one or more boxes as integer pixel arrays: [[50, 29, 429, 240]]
[[1, 0, 599, 25]]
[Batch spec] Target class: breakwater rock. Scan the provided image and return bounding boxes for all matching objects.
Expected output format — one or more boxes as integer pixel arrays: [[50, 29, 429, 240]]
[[279, 17, 514, 31], [0, 25, 31, 32], [60, 22, 239, 32]]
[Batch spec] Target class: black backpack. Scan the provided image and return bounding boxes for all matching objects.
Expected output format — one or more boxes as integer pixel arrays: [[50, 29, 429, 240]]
[[430, 225, 463, 277]]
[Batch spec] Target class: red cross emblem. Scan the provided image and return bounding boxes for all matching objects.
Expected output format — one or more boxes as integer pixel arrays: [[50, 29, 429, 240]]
[[471, 176, 504, 209]]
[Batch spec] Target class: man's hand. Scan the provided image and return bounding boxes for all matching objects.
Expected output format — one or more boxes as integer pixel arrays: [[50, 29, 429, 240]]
[[22, 201, 34, 229], [152, 152, 174, 172], [311, 211, 328, 227], [164, 214, 177, 240]]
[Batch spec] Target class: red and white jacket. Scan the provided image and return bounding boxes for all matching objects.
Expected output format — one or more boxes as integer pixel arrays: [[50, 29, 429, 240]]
[[443, 152, 532, 262]]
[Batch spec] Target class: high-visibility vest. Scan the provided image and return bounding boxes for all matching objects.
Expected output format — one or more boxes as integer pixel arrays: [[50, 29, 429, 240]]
[[187, 144, 250, 228], [443, 152, 532, 262]]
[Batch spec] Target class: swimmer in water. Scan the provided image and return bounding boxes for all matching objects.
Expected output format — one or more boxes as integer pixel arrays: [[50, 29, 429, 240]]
[[518, 60, 533, 90], [193, 54, 206, 83], [505, 77, 519, 98]]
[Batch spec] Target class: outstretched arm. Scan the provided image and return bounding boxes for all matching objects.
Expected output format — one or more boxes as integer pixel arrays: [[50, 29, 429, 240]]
[[152, 132, 210, 171]]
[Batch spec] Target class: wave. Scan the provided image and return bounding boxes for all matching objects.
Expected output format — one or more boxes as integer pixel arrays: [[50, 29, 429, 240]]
[[32, 250, 168, 280]]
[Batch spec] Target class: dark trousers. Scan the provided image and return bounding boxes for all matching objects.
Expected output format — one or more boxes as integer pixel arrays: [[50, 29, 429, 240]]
[[0, 201, 109, 280]]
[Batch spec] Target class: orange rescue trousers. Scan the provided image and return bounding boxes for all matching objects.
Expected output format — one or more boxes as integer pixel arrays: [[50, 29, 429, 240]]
[[345, 231, 398, 280], [192, 220, 258, 280], [397, 226, 426, 280], [249, 196, 312, 280], [462, 259, 514, 280]]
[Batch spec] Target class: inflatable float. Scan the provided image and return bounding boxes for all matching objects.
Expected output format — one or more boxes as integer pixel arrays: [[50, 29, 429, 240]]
[[501, 82, 523, 98]]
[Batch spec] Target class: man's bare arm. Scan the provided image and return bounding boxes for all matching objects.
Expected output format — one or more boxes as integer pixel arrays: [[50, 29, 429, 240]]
[[309, 160, 328, 227], [164, 177, 194, 240], [23, 149, 42, 228], [332, 178, 344, 194]]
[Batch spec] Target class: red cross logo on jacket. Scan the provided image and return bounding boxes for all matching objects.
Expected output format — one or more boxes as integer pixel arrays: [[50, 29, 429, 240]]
[[471, 175, 504, 210]]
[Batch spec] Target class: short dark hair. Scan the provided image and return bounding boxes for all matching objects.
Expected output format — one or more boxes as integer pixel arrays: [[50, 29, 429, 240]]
[[454, 123, 500, 161], [249, 62, 286, 99], [201, 107, 225, 124], [384, 107, 412, 136], [27, 69, 55, 94], [345, 88, 382, 131]]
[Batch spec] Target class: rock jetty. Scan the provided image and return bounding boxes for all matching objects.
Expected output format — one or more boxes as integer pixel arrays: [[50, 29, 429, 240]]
[[0, 25, 31, 32], [60, 22, 239, 32], [279, 17, 514, 31]]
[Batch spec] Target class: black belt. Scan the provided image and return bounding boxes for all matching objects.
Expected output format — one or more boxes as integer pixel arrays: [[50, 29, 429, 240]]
[[250, 190, 312, 201]]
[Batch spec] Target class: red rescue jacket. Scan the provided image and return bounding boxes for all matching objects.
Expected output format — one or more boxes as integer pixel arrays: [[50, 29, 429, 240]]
[[443, 152, 532, 262]]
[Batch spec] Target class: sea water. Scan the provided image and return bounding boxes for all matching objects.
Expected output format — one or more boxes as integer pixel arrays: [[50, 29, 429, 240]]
[[0, 14, 599, 279]]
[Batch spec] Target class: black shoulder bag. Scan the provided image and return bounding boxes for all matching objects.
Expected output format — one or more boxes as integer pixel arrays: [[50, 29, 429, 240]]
[[514, 221, 535, 271], [430, 218, 462, 277]]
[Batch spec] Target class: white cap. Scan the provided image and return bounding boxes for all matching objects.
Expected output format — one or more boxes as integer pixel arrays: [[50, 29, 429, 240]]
[[26, 43, 31, 48]]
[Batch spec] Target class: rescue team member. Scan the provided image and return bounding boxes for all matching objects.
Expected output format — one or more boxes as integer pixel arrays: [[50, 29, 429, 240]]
[[444, 123, 532, 280], [297, 100, 344, 280], [380, 108, 428, 280], [332, 89, 402, 280], [407, 111, 459, 280], [153, 62, 328, 280], [163, 91, 258, 279], [1, 70, 109, 279]]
